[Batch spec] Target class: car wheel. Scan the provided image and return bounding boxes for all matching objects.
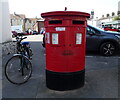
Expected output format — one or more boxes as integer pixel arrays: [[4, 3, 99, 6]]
[[100, 42, 116, 56]]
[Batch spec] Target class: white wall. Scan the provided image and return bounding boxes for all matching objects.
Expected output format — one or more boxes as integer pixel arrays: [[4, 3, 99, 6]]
[[0, 1, 2, 99], [0, 1, 2, 43], [88, 20, 97, 27], [0, 0, 12, 43], [100, 18, 113, 23], [118, 1, 120, 11]]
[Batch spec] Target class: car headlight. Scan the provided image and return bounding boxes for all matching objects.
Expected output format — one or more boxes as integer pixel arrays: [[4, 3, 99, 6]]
[[115, 35, 120, 39]]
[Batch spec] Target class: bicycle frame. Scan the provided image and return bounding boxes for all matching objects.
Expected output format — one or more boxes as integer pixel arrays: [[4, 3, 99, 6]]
[[13, 54, 31, 76]]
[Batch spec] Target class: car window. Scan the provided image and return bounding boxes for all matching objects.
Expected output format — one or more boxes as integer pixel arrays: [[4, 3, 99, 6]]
[[88, 25, 104, 32], [86, 27, 90, 34], [86, 27, 89, 35], [86, 26, 96, 34], [87, 25, 102, 34]]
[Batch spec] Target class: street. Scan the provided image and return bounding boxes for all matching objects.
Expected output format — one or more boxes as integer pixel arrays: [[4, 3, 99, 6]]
[[2, 35, 120, 98]]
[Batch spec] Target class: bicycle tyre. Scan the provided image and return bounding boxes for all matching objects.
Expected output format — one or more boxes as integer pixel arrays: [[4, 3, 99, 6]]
[[5, 54, 32, 85]]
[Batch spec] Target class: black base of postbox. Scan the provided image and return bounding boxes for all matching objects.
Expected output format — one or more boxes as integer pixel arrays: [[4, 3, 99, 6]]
[[46, 69, 85, 91]]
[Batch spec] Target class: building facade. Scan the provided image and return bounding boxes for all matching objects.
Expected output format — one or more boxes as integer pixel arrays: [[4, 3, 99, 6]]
[[37, 19, 44, 33], [10, 14, 25, 26], [10, 14, 40, 32], [24, 18, 39, 31]]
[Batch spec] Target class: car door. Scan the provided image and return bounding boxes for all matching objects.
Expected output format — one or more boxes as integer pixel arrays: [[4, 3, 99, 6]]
[[86, 26, 101, 51]]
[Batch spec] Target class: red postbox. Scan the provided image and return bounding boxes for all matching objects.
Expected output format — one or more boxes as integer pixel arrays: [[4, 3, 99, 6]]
[[41, 11, 90, 91]]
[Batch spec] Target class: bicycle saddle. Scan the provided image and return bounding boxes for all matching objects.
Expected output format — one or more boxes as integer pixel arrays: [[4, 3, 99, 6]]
[[21, 42, 29, 45]]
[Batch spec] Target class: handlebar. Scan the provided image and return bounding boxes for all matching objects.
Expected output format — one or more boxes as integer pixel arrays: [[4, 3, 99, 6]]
[[22, 37, 27, 40], [15, 36, 27, 42]]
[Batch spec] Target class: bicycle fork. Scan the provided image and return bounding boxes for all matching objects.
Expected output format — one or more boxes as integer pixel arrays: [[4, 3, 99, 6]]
[[20, 55, 29, 76], [20, 56, 24, 76]]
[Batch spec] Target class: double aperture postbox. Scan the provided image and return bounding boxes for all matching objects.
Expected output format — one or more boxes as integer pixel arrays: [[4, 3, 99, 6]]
[[41, 11, 90, 91]]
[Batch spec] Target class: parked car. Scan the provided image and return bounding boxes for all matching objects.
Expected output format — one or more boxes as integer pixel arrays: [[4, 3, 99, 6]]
[[22, 32, 29, 35], [86, 25, 120, 56], [103, 26, 120, 32], [12, 31, 29, 38], [32, 30, 39, 35], [42, 25, 120, 56]]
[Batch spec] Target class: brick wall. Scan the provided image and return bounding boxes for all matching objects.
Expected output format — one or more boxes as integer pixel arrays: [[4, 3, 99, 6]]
[[2, 42, 17, 56]]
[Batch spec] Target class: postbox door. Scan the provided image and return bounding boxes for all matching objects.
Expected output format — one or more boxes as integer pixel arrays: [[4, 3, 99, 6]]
[[65, 26, 86, 72], [46, 27, 69, 72]]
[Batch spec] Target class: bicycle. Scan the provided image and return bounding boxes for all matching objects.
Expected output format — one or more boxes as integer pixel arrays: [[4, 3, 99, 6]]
[[5, 33, 33, 85]]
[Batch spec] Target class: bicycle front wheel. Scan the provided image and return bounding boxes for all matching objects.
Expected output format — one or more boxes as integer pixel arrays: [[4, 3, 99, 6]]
[[5, 55, 32, 85]]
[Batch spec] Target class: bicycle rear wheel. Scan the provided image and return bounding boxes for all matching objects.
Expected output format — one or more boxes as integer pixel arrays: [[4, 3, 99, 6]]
[[5, 55, 32, 85]]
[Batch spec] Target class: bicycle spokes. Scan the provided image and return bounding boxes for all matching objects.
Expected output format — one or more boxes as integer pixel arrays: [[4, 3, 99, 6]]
[[5, 55, 32, 85]]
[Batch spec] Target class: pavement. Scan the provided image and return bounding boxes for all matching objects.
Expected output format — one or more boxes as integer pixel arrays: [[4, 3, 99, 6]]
[[0, 43, 2, 99], [2, 35, 120, 98]]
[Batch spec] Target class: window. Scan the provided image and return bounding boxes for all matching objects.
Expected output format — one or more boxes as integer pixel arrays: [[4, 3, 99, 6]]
[[49, 20, 62, 24], [86, 27, 95, 34], [86, 27, 90, 34], [72, 20, 84, 25], [87, 26, 101, 35]]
